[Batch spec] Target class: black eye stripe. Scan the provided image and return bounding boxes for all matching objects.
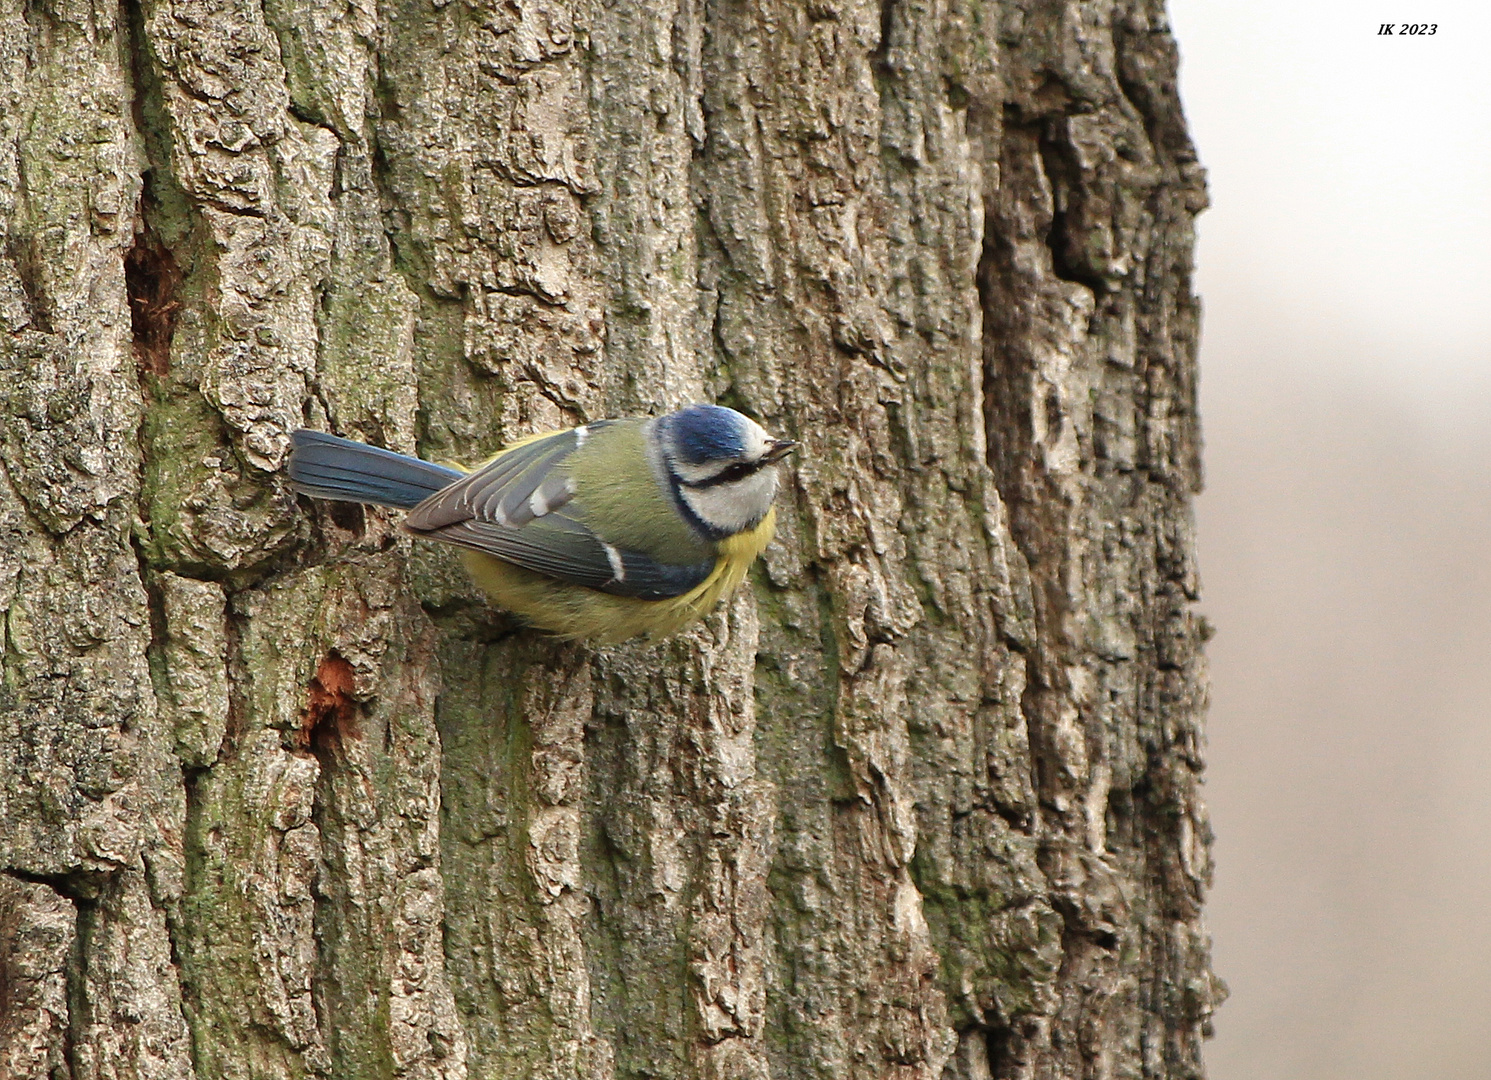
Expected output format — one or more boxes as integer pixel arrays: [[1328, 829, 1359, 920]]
[[684, 459, 762, 489]]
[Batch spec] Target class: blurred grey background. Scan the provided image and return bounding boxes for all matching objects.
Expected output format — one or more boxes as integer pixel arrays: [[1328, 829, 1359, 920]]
[[1165, 2, 1491, 1078]]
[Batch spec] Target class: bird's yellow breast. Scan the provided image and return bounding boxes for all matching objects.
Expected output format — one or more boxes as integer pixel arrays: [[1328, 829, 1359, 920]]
[[460, 507, 776, 644]]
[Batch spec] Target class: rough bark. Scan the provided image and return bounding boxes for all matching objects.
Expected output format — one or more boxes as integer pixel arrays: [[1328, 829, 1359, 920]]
[[0, 0, 1220, 1076]]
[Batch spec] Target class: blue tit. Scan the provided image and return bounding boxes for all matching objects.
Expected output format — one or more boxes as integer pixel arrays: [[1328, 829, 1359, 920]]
[[286, 405, 796, 643]]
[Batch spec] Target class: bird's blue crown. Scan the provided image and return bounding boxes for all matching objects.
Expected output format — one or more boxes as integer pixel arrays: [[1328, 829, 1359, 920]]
[[665, 404, 748, 464]]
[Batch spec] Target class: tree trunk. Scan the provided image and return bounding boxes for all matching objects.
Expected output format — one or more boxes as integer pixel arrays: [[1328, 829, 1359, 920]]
[[0, 0, 1219, 1076]]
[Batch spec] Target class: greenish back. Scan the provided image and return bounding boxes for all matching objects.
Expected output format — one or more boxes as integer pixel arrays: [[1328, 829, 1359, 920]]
[[569, 421, 715, 564]]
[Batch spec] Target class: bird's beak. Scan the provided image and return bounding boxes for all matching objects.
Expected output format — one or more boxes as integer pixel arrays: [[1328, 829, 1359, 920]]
[[763, 438, 797, 464]]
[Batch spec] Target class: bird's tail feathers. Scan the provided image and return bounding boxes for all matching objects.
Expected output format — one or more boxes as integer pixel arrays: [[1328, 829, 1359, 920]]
[[287, 430, 464, 510]]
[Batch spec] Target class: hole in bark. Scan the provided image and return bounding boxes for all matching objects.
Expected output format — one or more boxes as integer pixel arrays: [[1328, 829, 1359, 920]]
[[124, 187, 182, 377], [1045, 206, 1108, 293], [991, 800, 1031, 831], [985, 1025, 1013, 1078], [1036, 130, 1109, 295], [944, 76, 970, 111], [327, 500, 366, 534], [298, 653, 359, 755]]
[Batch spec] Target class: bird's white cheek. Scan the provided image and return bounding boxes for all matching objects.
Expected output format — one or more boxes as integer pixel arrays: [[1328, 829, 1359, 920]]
[[681, 470, 779, 535]]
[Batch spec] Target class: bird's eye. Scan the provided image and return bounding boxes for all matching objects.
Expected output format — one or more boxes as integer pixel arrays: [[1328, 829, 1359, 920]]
[[714, 461, 757, 484]]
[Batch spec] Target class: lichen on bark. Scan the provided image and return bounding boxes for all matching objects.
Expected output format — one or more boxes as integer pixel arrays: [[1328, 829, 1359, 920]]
[[0, 0, 1220, 1076]]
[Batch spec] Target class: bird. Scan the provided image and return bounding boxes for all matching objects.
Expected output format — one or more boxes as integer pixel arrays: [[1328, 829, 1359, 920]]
[[285, 404, 796, 643]]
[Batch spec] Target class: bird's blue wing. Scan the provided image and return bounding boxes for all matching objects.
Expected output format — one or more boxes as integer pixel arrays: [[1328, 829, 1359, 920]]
[[402, 424, 715, 600]]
